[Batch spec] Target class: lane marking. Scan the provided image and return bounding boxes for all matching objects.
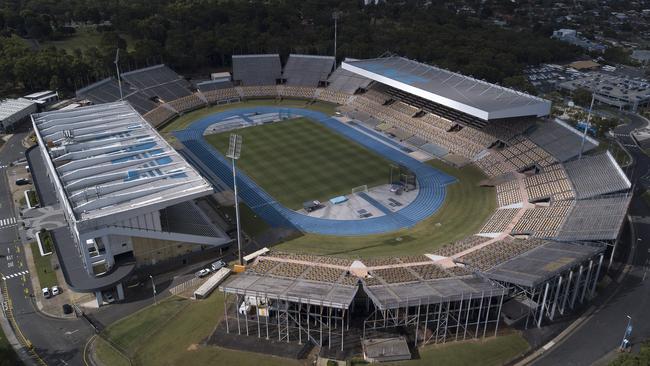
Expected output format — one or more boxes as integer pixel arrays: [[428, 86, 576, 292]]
[[1, 270, 29, 280]]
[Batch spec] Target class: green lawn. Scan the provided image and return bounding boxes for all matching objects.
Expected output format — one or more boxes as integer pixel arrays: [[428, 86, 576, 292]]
[[41, 28, 135, 54], [206, 117, 392, 210], [95, 293, 299, 366], [387, 334, 528, 366], [0, 327, 20, 366], [274, 160, 495, 257], [95, 290, 525, 366], [29, 242, 57, 288], [161, 99, 338, 133]]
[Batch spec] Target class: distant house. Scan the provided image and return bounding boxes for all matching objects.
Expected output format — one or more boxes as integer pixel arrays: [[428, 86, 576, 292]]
[[631, 50, 650, 65], [552, 29, 607, 53], [568, 60, 600, 71], [0, 98, 37, 130]]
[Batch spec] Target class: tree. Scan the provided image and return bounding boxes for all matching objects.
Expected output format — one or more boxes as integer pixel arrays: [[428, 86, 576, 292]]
[[572, 88, 593, 108]]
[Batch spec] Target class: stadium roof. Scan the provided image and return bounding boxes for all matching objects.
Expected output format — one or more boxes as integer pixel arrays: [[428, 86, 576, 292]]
[[362, 275, 505, 310], [32, 101, 213, 223], [342, 57, 552, 121], [0, 98, 36, 121], [220, 272, 358, 309], [485, 241, 604, 287]]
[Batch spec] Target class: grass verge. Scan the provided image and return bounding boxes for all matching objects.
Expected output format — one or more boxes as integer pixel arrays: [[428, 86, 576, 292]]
[[274, 160, 495, 257], [93, 337, 130, 366], [206, 117, 391, 209], [96, 293, 299, 366], [0, 327, 20, 366], [29, 241, 57, 288], [161, 99, 338, 133]]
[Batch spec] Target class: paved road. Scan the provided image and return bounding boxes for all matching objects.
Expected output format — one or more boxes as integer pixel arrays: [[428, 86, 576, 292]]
[[533, 113, 650, 365], [0, 132, 93, 366]]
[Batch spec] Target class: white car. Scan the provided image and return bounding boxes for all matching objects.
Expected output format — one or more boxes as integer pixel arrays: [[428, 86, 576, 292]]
[[42, 287, 51, 298], [51, 286, 60, 296], [104, 292, 115, 303], [211, 260, 227, 271], [195, 269, 211, 278]]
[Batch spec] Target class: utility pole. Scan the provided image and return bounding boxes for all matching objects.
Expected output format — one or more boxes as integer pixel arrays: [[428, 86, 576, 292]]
[[149, 275, 157, 306], [227, 134, 244, 266]]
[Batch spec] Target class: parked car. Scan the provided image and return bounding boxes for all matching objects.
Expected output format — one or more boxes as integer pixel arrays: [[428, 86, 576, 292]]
[[195, 269, 211, 278], [103, 292, 115, 303], [211, 260, 227, 271], [42, 287, 51, 298], [51, 286, 60, 296], [15, 178, 31, 186]]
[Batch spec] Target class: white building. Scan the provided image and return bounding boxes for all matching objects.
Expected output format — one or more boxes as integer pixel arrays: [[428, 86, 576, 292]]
[[23, 90, 59, 106], [31, 102, 231, 301], [0, 98, 37, 130]]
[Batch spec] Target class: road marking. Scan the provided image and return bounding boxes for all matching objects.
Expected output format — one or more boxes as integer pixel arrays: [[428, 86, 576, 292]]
[[0, 217, 16, 228], [1, 270, 29, 280], [542, 340, 555, 350], [64, 329, 79, 335]]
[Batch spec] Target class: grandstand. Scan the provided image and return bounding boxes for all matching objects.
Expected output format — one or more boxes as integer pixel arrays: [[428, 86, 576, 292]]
[[197, 79, 233, 92], [283, 54, 335, 87], [327, 63, 372, 94], [563, 152, 631, 199], [232, 54, 282, 86], [526, 119, 598, 162], [556, 195, 632, 241], [121, 64, 193, 101]]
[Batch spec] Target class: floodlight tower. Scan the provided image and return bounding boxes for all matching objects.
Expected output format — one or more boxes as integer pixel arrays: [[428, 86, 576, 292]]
[[333, 11, 340, 62], [114, 49, 123, 100], [579, 93, 595, 159], [227, 134, 244, 265]]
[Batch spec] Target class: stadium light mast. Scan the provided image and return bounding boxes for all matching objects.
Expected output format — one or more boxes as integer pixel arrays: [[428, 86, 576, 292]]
[[578, 93, 595, 160], [333, 11, 340, 62], [227, 134, 244, 266], [114, 49, 123, 100]]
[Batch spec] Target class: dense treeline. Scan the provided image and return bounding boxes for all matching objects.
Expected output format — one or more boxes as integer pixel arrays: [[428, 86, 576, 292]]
[[0, 0, 582, 96]]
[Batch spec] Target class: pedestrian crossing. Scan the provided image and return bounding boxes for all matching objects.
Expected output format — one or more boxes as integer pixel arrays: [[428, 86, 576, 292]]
[[1, 270, 28, 281], [0, 217, 16, 228]]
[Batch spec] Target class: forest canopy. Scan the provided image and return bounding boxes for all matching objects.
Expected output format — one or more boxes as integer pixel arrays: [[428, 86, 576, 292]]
[[0, 0, 582, 96]]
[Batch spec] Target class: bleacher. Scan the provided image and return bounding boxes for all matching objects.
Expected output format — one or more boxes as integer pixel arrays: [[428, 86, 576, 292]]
[[556, 195, 632, 241], [475, 136, 557, 178], [239, 85, 278, 98], [142, 105, 178, 128], [527, 119, 598, 162], [197, 79, 233, 93], [283, 54, 335, 87], [496, 179, 522, 207], [459, 238, 545, 271], [563, 153, 631, 199], [278, 86, 317, 99], [479, 208, 520, 234], [203, 88, 241, 104], [167, 93, 206, 113], [327, 65, 372, 94], [76, 78, 158, 115], [232, 54, 282, 86], [317, 88, 352, 105], [433, 236, 491, 257], [524, 163, 575, 202], [511, 201, 574, 238], [121, 64, 193, 101]]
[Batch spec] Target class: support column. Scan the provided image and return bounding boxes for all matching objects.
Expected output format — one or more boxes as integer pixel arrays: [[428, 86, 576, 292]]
[[236, 294, 241, 335], [494, 291, 505, 337], [560, 270, 573, 315], [456, 293, 464, 342], [581, 260, 594, 303], [224, 292, 229, 333], [537, 282, 550, 328], [116, 283, 125, 300], [95, 291, 102, 308], [570, 265, 583, 309], [463, 294, 472, 340], [590, 255, 604, 297], [550, 276, 563, 320]]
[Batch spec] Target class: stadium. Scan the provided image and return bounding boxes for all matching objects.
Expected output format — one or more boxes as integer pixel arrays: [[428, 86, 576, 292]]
[[55, 53, 632, 360]]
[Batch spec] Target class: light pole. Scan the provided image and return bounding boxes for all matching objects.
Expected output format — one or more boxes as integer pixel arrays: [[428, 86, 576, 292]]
[[114, 49, 123, 100], [579, 93, 595, 160], [333, 11, 340, 62], [149, 275, 157, 306], [620, 315, 632, 350], [227, 134, 244, 266]]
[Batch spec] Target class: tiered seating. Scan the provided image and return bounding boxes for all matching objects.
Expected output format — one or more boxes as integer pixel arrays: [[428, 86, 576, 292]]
[[512, 201, 574, 238], [326, 65, 372, 94], [475, 136, 557, 178], [142, 106, 177, 127], [278, 86, 316, 99], [121, 64, 192, 101], [318, 256, 354, 267], [76, 78, 158, 115], [370, 267, 419, 284], [389, 101, 419, 117], [433, 235, 491, 257], [268, 262, 311, 278], [240, 86, 278, 98], [303, 266, 345, 283], [496, 179, 522, 207], [232, 54, 282, 86], [317, 89, 351, 105], [524, 164, 574, 202], [411, 264, 451, 280], [460, 238, 544, 271], [363, 89, 391, 104], [362, 257, 400, 267], [456, 126, 496, 148], [479, 208, 520, 233], [283, 54, 335, 87], [527, 119, 598, 162], [482, 118, 535, 142], [267, 251, 321, 263], [203, 87, 240, 103], [557, 195, 632, 241], [197, 79, 233, 93], [167, 93, 206, 113], [248, 259, 279, 274], [396, 255, 430, 264], [563, 153, 631, 199]]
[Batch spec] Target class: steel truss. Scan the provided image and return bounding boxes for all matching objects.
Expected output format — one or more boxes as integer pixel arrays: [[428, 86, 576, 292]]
[[499, 253, 604, 329], [222, 292, 348, 350], [362, 291, 506, 347]]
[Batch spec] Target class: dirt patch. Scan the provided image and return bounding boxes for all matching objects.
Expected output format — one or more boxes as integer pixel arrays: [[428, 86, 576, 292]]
[[186, 344, 199, 351]]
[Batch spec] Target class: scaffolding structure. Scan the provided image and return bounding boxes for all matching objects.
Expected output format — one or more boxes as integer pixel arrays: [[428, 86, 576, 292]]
[[362, 290, 506, 347]]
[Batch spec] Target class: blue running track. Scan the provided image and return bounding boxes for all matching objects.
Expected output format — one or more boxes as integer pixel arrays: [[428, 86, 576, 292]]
[[174, 107, 456, 235]]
